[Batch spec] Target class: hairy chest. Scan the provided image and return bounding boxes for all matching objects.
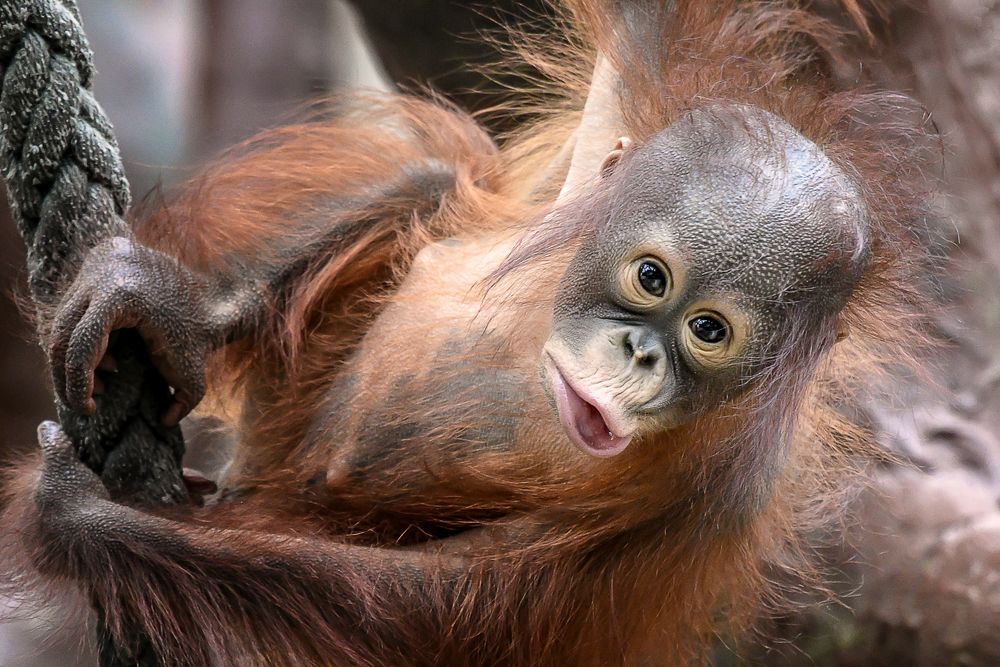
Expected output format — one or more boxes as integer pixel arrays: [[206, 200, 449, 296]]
[[314, 234, 564, 495]]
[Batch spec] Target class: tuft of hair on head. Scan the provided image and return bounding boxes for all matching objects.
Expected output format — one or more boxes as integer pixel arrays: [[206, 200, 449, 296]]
[[494, 0, 939, 356], [486, 0, 941, 636]]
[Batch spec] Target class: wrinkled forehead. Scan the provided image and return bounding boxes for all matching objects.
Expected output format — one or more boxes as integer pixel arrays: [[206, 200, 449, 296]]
[[608, 106, 867, 301]]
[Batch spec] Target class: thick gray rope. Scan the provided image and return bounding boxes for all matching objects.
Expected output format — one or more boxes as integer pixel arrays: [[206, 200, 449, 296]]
[[0, 1, 185, 664], [0, 0, 187, 499], [0, 1, 127, 299]]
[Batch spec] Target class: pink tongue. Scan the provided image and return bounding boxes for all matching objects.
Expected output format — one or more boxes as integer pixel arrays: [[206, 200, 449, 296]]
[[576, 402, 618, 450]]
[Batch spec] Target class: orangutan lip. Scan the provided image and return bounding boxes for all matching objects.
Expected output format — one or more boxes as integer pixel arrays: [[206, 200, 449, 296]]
[[545, 355, 634, 458]]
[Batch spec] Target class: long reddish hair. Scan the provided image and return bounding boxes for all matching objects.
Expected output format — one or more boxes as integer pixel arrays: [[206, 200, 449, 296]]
[[2, 2, 937, 665]]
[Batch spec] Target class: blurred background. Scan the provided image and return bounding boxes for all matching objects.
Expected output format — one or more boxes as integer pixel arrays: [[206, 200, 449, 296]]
[[1, 1, 999, 665]]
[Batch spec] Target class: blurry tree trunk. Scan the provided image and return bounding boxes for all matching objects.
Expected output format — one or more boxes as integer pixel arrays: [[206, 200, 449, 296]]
[[347, 0, 552, 132], [732, 2, 1000, 665], [0, 199, 52, 462], [840, 3, 1000, 663], [197, 0, 333, 157]]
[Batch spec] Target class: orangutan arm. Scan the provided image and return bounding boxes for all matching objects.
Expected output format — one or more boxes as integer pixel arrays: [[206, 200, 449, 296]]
[[46, 149, 460, 426], [13, 421, 481, 666]]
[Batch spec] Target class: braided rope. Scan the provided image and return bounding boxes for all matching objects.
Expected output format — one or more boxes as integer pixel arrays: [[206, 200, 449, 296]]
[[0, 2, 187, 663], [0, 0, 187, 499], [0, 0, 130, 302]]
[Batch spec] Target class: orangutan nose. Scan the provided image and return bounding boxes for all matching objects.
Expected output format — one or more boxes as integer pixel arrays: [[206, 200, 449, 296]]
[[621, 328, 664, 369]]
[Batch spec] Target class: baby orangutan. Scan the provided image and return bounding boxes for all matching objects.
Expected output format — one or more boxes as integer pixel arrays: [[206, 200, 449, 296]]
[[3, 2, 929, 665]]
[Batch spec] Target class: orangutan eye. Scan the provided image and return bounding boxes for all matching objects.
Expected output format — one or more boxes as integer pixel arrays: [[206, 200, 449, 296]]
[[637, 261, 667, 297], [688, 315, 728, 344], [622, 256, 671, 307]]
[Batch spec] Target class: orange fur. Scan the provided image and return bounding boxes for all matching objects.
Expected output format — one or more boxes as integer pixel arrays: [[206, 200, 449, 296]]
[[2, 1, 936, 665]]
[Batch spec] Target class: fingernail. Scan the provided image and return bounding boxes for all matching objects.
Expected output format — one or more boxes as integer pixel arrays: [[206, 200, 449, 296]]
[[37, 420, 59, 441], [161, 402, 182, 427], [183, 468, 218, 495], [97, 355, 118, 373]]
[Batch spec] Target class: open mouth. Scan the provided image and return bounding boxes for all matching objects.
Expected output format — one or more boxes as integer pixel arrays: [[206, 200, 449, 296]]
[[545, 356, 635, 458]]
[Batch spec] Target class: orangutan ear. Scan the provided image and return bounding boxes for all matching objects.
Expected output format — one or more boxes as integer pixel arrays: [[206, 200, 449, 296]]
[[599, 136, 633, 178]]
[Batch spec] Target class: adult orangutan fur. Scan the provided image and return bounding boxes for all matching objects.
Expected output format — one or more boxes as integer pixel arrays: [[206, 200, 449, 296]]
[[2, 1, 934, 665]]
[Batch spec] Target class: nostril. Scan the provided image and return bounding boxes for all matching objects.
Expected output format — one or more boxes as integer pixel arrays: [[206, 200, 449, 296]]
[[622, 335, 635, 361], [622, 329, 664, 367], [634, 346, 658, 367]]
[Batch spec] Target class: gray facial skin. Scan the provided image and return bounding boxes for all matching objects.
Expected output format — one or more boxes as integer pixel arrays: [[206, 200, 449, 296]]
[[543, 105, 868, 457]]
